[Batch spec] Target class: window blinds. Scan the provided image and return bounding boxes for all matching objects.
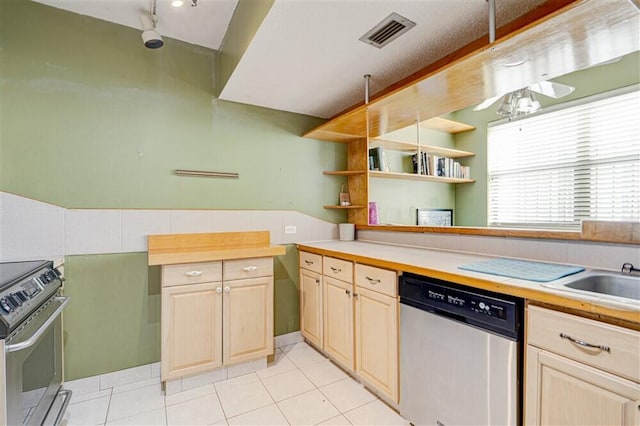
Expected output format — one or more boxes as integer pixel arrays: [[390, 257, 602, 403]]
[[487, 87, 640, 230]]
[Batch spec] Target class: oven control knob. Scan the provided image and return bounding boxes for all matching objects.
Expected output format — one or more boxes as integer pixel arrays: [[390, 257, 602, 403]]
[[41, 273, 51, 284], [7, 294, 21, 307], [0, 298, 12, 313], [16, 291, 29, 302]]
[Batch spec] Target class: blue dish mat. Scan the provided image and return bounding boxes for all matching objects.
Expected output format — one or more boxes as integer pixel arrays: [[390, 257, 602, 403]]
[[458, 258, 585, 282]]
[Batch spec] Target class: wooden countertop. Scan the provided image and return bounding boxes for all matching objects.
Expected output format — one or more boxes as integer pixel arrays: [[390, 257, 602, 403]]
[[148, 245, 286, 266], [148, 231, 286, 266], [297, 241, 640, 327]]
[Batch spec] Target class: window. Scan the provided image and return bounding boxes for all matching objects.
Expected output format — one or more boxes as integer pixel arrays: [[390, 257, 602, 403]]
[[487, 86, 640, 230]]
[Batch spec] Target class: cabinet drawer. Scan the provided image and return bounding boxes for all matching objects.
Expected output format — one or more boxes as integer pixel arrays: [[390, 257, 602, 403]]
[[224, 257, 273, 281], [323, 257, 353, 283], [355, 264, 397, 298], [528, 305, 640, 382], [300, 251, 322, 274], [162, 262, 222, 287]]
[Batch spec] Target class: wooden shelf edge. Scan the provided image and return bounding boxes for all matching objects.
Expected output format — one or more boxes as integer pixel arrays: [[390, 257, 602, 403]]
[[355, 223, 640, 246], [323, 205, 366, 209], [420, 117, 476, 134], [148, 245, 286, 266], [369, 138, 475, 157], [323, 170, 367, 176], [369, 171, 474, 183]]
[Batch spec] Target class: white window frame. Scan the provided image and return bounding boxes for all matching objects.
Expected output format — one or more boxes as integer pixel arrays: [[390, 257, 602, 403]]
[[487, 84, 640, 230]]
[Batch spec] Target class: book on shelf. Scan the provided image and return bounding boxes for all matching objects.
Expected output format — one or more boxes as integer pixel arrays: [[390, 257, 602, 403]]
[[369, 147, 389, 172], [413, 152, 471, 179], [412, 152, 432, 175]]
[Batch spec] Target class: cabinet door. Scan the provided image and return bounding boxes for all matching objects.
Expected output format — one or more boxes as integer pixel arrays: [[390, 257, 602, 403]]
[[162, 282, 223, 381], [223, 276, 274, 365], [355, 286, 398, 403], [300, 268, 323, 348], [526, 347, 640, 426], [323, 276, 354, 371]]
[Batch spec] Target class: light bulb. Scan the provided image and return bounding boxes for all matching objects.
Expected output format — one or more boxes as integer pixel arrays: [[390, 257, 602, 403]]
[[172, 0, 184, 7]]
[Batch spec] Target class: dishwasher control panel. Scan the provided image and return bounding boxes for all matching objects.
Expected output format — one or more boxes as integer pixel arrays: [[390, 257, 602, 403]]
[[399, 273, 522, 340], [425, 286, 507, 319]]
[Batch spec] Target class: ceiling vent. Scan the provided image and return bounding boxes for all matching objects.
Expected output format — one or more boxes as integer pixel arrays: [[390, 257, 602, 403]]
[[359, 12, 416, 49]]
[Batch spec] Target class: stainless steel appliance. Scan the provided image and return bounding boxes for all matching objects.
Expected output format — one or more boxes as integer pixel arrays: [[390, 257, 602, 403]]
[[399, 273, 523, 426], [0, 260, 71, 425]]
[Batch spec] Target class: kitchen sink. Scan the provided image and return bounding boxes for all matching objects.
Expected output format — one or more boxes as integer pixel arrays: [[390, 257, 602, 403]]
[[562, 274, 640, 301]]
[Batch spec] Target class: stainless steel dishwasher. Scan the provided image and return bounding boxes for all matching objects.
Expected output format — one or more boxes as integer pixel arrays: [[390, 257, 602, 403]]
[[399, 273, 523, 426]]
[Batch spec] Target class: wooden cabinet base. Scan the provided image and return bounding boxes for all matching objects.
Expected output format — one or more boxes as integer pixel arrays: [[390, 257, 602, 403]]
[[160, 252, 277, 383], [355, 286, 398, 403], [525, 306, 640, 426], [161, 282, 223, 381], [300, 268, 323, 348], [526, 348, 639, 426]]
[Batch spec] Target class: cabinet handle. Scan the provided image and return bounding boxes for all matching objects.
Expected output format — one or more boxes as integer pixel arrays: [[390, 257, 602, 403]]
[[243, 266, 258, 272], [224, 286, 231, 293], [216, 287, 222, 294], [315, 279, 320, 285], [305, 260, 314, 265], [185, 271, 203, 277], [345, 289, 351, 295], [353, 293, 358, 299], [365, 276, 380, 284], [331, 266, 342, 273], [559, 333, 610, 353]]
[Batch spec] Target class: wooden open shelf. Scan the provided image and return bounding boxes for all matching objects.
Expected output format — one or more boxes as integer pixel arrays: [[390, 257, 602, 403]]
[[421, 117, 476, 134], [369, 138, 475, 158], [369, 171, 475, 183], [323, 170, 367, 176], [303, 0, 638, 142], [324, 205, 366, 210]]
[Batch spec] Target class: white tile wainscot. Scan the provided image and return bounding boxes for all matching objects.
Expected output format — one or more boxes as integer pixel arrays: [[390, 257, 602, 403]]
[[0, 191, 339, 260]]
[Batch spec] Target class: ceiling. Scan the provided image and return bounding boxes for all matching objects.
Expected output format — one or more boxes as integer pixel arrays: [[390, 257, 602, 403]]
[[34, 0, 553, 119], [34, 0, 238, 50]]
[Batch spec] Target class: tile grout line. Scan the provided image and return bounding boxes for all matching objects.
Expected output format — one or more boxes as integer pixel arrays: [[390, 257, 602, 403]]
[[281, 347, 342, 425], [102, 387, 113, 426], [210, 383, 228, 425], [256, 351, 305, 425], [73, 341, 391, 426]]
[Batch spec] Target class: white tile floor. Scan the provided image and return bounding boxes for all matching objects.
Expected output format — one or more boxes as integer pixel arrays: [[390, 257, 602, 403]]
[[62, 342, 408, 425]]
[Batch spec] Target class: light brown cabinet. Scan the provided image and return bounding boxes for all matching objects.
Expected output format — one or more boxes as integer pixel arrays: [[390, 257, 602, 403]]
[[354, 264, 399, 403], [223, 275, 273, 365], [323, 256, 355, 371], [161, 258, 275, 382], [162, 281, 223, 380], [525, 305, 640, 426], [299, 252, 323, 348], [299, 252, 399, 403]]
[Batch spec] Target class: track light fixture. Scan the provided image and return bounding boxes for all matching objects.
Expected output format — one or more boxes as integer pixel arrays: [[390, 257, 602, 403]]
[[140, 0, 163, 49]]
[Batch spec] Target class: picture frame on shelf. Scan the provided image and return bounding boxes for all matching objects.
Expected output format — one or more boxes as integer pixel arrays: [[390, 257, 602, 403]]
[[417, 208, 453, 226], [339, 183, 351, 206]]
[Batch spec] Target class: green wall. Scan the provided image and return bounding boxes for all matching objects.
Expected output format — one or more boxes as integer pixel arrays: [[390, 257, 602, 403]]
[[369, 126, 456, 225], [0, 0, 341, 380], [0, 0, 344, 217], [453, 51, 640, 226], [63, 254, 162, 379]]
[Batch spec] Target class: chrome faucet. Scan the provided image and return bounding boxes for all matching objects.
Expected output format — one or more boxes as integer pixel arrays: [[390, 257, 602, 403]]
[[621, 263, 640, 275]]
